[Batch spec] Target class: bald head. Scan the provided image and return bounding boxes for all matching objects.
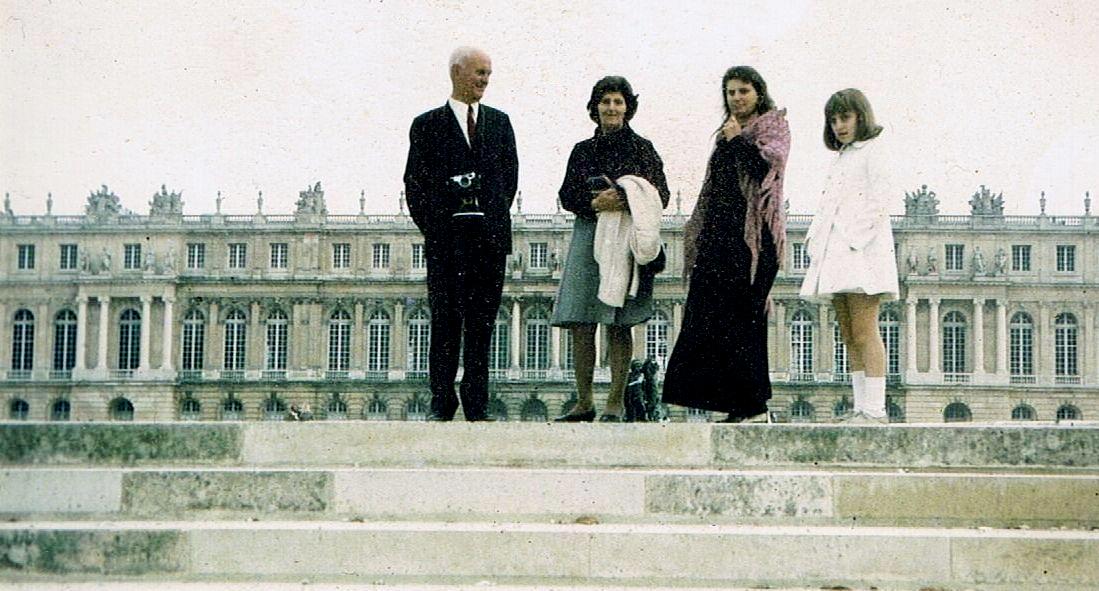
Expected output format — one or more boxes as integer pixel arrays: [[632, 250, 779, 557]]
[[449, 46, 492, 104]]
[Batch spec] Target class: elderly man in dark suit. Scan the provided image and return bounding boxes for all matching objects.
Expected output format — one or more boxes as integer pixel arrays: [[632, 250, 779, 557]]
[[403, 46, 519, 421]]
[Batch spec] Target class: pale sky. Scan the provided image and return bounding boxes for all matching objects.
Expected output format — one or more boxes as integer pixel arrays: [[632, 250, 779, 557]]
[[2, 0, 1098, 217]]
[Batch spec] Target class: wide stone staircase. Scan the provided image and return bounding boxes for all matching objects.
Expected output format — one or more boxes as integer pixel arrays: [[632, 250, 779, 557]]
[[1, 421, 1098, 590]]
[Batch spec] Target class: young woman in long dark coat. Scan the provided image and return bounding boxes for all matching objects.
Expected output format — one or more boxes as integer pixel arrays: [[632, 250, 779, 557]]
[[661, 66, 790, 422]]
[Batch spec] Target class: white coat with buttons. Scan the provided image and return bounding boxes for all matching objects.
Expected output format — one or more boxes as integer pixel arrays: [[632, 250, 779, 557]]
[[799, 135, 899, 302]]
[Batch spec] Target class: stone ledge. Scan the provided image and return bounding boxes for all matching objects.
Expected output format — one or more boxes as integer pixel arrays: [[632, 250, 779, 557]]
[[0, 423, 241, 465]]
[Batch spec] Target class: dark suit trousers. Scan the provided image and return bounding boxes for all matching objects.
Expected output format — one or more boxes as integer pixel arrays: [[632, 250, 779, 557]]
[[425, 218, 506, 419]]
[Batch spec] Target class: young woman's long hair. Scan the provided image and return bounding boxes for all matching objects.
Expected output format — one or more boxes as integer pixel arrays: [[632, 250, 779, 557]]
[[823, 88, 883, 151], [721, 66, 775, 123]]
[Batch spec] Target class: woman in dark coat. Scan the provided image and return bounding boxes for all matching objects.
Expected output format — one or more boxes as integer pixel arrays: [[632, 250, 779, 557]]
[[662, 66, 790, 422], [551, 76, 670, 422]]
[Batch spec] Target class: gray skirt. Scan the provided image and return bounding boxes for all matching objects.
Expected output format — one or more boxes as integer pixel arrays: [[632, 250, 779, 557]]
[[551, 215, 654, 328]]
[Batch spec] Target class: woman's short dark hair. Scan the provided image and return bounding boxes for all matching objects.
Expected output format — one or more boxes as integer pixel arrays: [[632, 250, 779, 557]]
[[823, 88, 883, 151], [587, 76, 638, 125], [721, 66, 775, 121]]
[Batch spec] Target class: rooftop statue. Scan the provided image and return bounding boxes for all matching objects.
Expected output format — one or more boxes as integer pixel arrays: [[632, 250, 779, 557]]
[[150, 185, 184, 216], [904, 185, 939, 217], [85, 185, 123, 222], [969, 185, 1004, 217], [296, 182, 327, 215]]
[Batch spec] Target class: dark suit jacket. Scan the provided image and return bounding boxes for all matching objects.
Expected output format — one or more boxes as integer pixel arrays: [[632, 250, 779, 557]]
[[403, 103, 519, 255]]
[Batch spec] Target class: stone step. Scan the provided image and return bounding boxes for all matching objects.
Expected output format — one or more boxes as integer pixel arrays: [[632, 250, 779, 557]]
[[0, 584, 842, 591], [3, 422, 1098, 469], [1, 520, 1096, 589], [2, 466, 1097, 528]]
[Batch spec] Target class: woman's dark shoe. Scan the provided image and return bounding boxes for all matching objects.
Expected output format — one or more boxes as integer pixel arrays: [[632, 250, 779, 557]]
[[598, 413, 623, 423], [554, 408, 596, 422]]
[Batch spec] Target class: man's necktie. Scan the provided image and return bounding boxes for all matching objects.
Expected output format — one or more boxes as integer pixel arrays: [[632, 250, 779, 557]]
[[467, 104, 476, 143]]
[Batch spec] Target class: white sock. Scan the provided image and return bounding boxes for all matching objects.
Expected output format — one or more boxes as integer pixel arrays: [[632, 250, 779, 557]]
[[860, 376, 887, 418], [851, 371, 865, 413]]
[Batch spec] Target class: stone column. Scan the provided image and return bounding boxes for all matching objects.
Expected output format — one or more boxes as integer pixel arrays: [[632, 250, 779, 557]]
[[905, 297, 917, 375], [35, 302, 49, 375], [1038, 302, 1051, 380], [75, 296, 88, 371], [551, 326, 561, 368], [161, 296, 174, 371], [96, 296, 111, 371], [392, 300, 406, 371], [773, 301, 787, 372], [510, 299, 521, 371], [671, 301, 684, 349], [0, 301, 6, 371], [206, 300, 220, 371], [632, 324, 646, 359], [138, 296, 152, 371], [822, 304, 836, 373], [312, 301, 325, 371], [352, 301, 365, 370], [928, 297, 940, 374], [249, 301, 263, 370], [996, 300, 1008, 377], [1086, 303, 1097, 385], [972, 297, 985, 375]]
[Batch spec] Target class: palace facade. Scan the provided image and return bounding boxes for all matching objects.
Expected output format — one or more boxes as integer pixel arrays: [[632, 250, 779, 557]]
[[1, 184, 1095, 423]]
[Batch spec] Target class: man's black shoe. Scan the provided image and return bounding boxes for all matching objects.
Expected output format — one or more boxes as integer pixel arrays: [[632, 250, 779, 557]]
[[466, 415, 496, 422], [426, 411, 454, 422]]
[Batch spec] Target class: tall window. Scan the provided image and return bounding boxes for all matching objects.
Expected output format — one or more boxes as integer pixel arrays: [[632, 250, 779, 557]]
[[878, 310, 901, 377], [181, 310, 206, 370], [1011, 404, 1036, 421], [228, 243, 247, 269], [332, 243, 351, 269], [790, 310, 814, 378], [942, 311, 967, 373], [411, 243, 426, 270], [366, 309, 390, 373], [9, 399, 29, 420], [186, 243, 206, 269], [59, 244, 78, 270], [1056, 245, 1076, 272], [489, 310, 510, 372], [945, 244, 964, 271], [524, 308, 550, 371], [791, 242, 810, 271], [269, 243, 288, 269], [328, 310, 352, 371], [17, 244, 35, 270], [372, 243, 390, 269], [264, 310, 287, 371], [645, 310, 669, 367], [52, 310, 77, 371], [1011, 245, 1030, 272], [407, 309, 431, 376], [11, 309, 34, 372], [118, 309, 141, 370], [832, 322, 849, 378], [1055, 313, 1078, 379], [529, 242, 549, 269], [1009, 312, 1034, 378], [223, 309, 247, 371], [123, 244, 141, 270], [943, 401, 972, 422], [51, 399, 71, 421]]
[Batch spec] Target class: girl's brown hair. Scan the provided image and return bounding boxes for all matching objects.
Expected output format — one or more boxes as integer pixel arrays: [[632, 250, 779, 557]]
[[823, 88, 883, 151]]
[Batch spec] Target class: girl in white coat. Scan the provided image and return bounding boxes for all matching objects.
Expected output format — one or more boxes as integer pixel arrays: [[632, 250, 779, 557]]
[[800, 89, 899, 422]]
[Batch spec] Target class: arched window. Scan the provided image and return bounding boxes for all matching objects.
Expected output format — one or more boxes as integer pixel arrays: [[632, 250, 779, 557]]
[[11, 309, 34, 373], [1054, 313, 1078, 381], [407, 309, 431, 378], [1009, 312, 1034, 381], [489, 309, 510, 373], [109, 397, 134, 421], [118, 309, 141, 370], [943, 401, 971, 423], [180, 396, 201, 420], [790, 399, 815, 422], [326, 393, 348, 420], [263, 394, 286, 421], [1011, 404, 1036, 421], [833, 397, 851, 418], [832, 322, 849, 380], [365, 395, 388, 421], [520, 397, 548, 422], [404, 394, 428, 421], [181, 310, 206, 371], [328, 310, 352, 372], [878, 309, 901, 377], [221, 395, 244, 421], [886, 397, 904, 423], [942, 311, 967, 374], [53, 310, 77, 372], [223, 309, 247, 371], [9, 398, 29, 420], [264, 310, 287, 371], [50, 399, 70, 421], [488, 396, 509, 422], [790, 310, 814, 379], [366, 309, 390, 375], [645, 310, 670, 368], [1056, 404, 1081, 422], [524, 308, 550, 372]]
